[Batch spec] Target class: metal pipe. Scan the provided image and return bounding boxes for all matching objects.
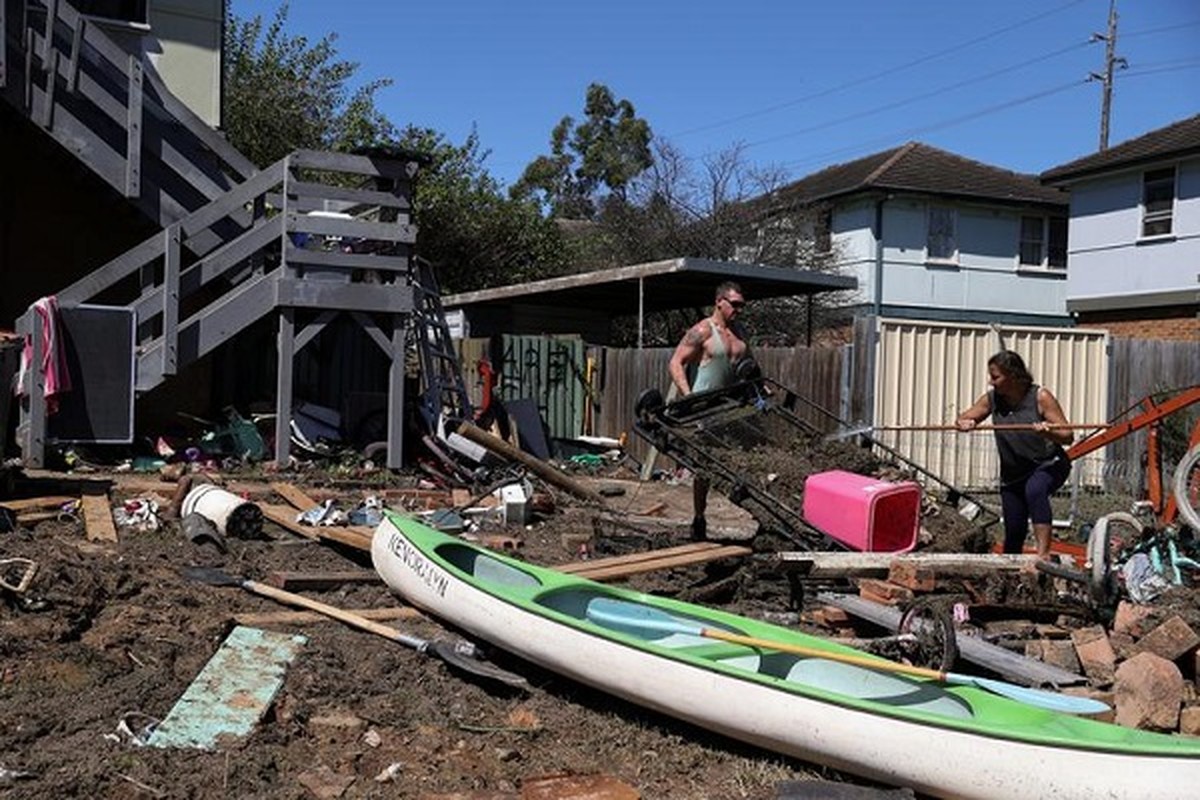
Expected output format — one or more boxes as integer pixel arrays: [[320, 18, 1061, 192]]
[[873, 423, 1111, 432]]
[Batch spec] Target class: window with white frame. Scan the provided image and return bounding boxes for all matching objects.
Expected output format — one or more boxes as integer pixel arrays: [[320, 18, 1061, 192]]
[[1019, 215, 1067, 269], [927, 207, 957, 262], [1142, 167, 1176, 237]]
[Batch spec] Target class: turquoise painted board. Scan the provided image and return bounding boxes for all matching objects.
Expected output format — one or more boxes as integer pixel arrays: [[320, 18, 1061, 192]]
[[498, 335, 585, 439], [147, 626, 307, 749]]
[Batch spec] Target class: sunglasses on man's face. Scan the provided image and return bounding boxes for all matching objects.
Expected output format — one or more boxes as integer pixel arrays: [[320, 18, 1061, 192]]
[[722, 297, 746, 310]]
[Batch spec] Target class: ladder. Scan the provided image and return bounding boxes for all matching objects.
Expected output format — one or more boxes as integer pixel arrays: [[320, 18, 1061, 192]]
[[410, 257, 473, 432]]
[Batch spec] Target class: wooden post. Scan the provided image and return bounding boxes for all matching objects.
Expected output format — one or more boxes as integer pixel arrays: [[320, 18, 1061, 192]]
[[456, 422, 604, 504], [274, 309, 294, 465]]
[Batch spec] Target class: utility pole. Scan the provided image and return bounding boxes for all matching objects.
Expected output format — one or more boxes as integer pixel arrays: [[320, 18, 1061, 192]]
[[1090, 0, 1126, 151]]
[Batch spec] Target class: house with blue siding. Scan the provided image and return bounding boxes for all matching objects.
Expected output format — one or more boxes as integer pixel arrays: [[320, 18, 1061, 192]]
[[752, 142, 1072, 326], [1041, 114, 1200, 342]]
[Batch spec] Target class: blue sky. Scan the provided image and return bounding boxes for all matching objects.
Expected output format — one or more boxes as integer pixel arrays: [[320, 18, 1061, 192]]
[[229, 0, 1200, 189]]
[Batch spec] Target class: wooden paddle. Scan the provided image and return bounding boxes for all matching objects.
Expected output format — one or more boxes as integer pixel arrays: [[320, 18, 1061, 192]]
[[181, 566, 528, 689], [874, 423, 1110, 432], [585, 598, 1108, 715]]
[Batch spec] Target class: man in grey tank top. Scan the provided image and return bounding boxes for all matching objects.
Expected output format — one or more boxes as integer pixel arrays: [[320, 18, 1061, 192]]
[[956, 351, 1073, 558], [668, 281, 751, 540]]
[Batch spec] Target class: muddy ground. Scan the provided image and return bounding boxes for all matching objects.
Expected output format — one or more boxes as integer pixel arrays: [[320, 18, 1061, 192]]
[[0, 459, 1160, 799]]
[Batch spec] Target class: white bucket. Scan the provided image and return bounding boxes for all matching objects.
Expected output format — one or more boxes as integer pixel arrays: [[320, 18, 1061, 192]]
[[181, 484, 262, 538]]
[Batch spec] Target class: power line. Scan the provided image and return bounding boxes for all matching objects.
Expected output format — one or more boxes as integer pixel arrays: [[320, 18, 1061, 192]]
[[1121, 19, 1200, 39], [735, 40, 1091, 153], [1117, 61, 1200, 79], [774, 79, 1089, 174], [769, 60, 1196, 180], [668, 0, 1090, 140]]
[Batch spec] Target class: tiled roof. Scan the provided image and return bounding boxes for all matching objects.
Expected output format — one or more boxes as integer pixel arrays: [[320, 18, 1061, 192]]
[[1041, 114, 1200, 183], [767, 142, 1067, 208]]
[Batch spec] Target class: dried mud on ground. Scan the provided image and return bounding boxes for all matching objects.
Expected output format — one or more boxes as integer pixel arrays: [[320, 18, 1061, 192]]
[[0, 485, 852, 800], [0, 449, 1167, 799]]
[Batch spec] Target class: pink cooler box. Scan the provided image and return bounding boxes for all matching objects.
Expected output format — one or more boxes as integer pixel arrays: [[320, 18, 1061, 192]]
[[802, 470, 920, 553]]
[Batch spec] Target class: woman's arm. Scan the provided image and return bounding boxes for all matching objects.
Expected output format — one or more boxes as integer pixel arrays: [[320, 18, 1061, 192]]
[[955, 393, 992, 431], [1036, 387, 1074, 445]]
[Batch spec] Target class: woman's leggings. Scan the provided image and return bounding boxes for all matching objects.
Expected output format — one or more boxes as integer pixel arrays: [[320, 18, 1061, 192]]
[[1000, 457, 1071, 554]]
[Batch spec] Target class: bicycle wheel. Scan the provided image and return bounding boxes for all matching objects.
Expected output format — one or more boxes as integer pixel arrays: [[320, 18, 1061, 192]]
[[1173, 443, 1200, 533], [1086, 511, 1145, 606]]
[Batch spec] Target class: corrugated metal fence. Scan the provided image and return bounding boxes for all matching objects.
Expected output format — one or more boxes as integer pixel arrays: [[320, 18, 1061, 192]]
[[453, 321, 1193, 497], [870, 319, 1110, 490]]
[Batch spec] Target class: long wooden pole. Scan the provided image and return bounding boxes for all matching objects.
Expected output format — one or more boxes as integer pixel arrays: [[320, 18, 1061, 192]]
[[455, 422, 606, 505], [874, 423, 1110, 432]]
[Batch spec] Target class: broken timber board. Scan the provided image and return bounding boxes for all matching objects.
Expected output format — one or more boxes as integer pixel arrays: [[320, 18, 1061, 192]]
[[556, 542, 728, 574], [264, 570, 382, 591], [270, 482, 319, 511], [0, 495, 76, 512], [777, 552, 1039, 579], [815, 592, 1087, 686], [232, 607, 420, 627], [147, 626, 307, 749], [565, 544, 753, 582], [79, 493, 118, 543], [260, 504, 371, 552]]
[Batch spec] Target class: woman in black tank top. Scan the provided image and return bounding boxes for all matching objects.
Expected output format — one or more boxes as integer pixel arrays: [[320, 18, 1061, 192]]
[[956, 351, 1073, 558]]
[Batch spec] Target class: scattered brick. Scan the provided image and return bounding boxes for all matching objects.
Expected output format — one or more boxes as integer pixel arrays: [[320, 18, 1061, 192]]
[[1112, 601, 1155, 638], [856, 579, 914, 605], [1181, 705, 1200, 737], [1071, 626, 1116, 686], [1137, 616, 1200, 663], [887, 561, 934, 592], [1025, 640, 1081, 674], [1114, 652, 1184, 731], [1108, 631, 1139, 661], [812, 606, 851, 627]]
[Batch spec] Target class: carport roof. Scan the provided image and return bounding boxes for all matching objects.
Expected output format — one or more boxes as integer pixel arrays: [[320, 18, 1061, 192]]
[[443, 257, 855, 315]]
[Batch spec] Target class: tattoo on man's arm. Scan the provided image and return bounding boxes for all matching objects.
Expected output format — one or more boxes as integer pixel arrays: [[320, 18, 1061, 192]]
[[684, 330, 705, 346]]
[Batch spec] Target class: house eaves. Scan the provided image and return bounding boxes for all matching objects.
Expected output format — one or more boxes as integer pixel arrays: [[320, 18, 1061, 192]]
[[1041, 114, 1200, 185], [765, 142, 1067, 211]]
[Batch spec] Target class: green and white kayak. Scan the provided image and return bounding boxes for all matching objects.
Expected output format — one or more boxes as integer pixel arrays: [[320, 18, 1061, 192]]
[[371, 512, 1200, 799]]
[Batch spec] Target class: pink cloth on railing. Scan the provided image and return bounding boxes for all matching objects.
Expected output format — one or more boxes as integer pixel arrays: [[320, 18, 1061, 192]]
[[16, 296, 72, 414]]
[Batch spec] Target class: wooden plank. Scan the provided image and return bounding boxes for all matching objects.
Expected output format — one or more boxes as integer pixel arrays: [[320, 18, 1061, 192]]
[[568, 545, 753, 582], [284, 245, 409, 273], [270, 482, 319, 511], [776, 552, 1039, 579], [289, 149, 416, 179], [275, 278, 415, 315], [147, 626, 306, 749], [816, 592, 1087, 686], [263, 570, 381, 591], [287, 180, 410, 211], [232, 607, 419, 626], [260, 504, 371, 552], [556, 542, 728, 574], [15, 511, 59, 524], [80, 493, 118, 543], [0, 495, 77, 512], [124, 54, 142, 198]]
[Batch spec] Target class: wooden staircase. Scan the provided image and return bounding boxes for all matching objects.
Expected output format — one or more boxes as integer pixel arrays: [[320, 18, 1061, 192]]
[[4, 1, 423, 469]]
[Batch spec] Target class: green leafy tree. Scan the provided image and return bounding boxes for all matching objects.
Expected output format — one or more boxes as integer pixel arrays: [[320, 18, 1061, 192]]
[[511, 83, 653, 219], [398, 127, 569, 293], [223, 1, 395, 167], [595, 140, 851, 346]]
